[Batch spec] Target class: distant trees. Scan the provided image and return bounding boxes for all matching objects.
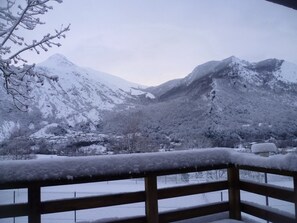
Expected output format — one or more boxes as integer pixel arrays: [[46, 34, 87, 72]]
[[102, 110, 159, 153], [0, 126, 35, 159], [0, 0, 70, 110]]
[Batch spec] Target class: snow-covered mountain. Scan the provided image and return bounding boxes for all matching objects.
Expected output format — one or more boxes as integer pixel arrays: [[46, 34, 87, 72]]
[[33, 54, 154, 124], [139, 57, 297, 148], [1, 55, 297, 151], [149, 56, 297, 99], [0, 54, 153, 141]]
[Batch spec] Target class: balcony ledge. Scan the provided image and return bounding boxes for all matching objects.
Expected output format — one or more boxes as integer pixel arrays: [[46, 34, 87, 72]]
[[0, 147, 296, 189]]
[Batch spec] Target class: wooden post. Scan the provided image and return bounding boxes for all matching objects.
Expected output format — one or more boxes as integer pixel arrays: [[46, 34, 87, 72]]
[[294, 175, 297, 222], [228, 166, 241, 220], [74, 191, 77, 222], [13, 191, 16, 223], [264, 173, 269, 223], [28, 185, 41, 223], [145, 175, 159, 223]]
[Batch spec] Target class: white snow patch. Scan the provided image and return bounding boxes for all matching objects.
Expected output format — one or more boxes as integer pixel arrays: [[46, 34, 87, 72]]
[[242, 124, 251, 127], [78, 145, 107, 155], [30, 123, 59, 138], [28, 123, 35, 130], [129, 88, 154, 98], [251, 143, 278, 154], [145, 92, 155, 99], [130, 89, 156, 99], [86, 108, 101, 124], [35, 154, 66, 159], [277, 61, 297, 83]]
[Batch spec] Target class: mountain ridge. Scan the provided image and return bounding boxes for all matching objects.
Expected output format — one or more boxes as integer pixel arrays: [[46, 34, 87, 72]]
[[147, 56, 297, 100], [115, 56, 297, 149], [1, 55, 297, 154]]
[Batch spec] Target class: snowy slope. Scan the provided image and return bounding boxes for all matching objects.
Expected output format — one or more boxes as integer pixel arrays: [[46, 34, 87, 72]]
[[32, 54, 154, 125], [274, 61, 297, 83], [0, 54, 153, 141], [139, 56, 297, 148]]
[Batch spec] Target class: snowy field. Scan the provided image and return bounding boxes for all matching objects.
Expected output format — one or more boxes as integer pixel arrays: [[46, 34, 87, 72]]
[[0, 173, 294, 223]]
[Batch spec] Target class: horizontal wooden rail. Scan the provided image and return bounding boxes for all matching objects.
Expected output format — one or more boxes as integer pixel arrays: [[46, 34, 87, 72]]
[[159, 201, 229, 222], [102, 216, 146, 223], [0, 203, 28, 218], [240, 180, 294, 203], [158, 180, 228, 199], [42, 191, 145, 214], [238, 165, 297, 177], [0, 178, 228, 219], [241, 201, 295, 223]]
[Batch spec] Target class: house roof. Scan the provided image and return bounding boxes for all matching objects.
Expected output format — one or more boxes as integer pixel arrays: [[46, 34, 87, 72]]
[[266, 0, 297, 10]]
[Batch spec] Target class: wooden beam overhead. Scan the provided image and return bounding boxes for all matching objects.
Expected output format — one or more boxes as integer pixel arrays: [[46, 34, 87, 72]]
[[266, 0, 297, 10]]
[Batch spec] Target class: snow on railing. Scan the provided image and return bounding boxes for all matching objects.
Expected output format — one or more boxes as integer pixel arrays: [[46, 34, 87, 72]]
[[0, 148, 297, 223], [0, 148, 296, 186]]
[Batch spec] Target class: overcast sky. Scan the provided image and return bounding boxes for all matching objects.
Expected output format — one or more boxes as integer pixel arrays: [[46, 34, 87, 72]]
[[21, 0, 297, 86]]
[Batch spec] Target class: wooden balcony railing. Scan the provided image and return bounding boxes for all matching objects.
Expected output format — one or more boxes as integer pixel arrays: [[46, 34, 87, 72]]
[[0, 148, 296, 223]]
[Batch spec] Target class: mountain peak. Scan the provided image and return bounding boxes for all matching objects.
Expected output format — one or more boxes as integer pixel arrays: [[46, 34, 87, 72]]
[[221, 56, 250, 67], [224, 55, 240, 62], [184, 56, 248, 85], [39, 53, 75, 68]]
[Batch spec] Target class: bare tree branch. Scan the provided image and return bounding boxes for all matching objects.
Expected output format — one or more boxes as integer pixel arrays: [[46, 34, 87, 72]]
[[0, 0, 70, 111], [9, 25, 70, 60]]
